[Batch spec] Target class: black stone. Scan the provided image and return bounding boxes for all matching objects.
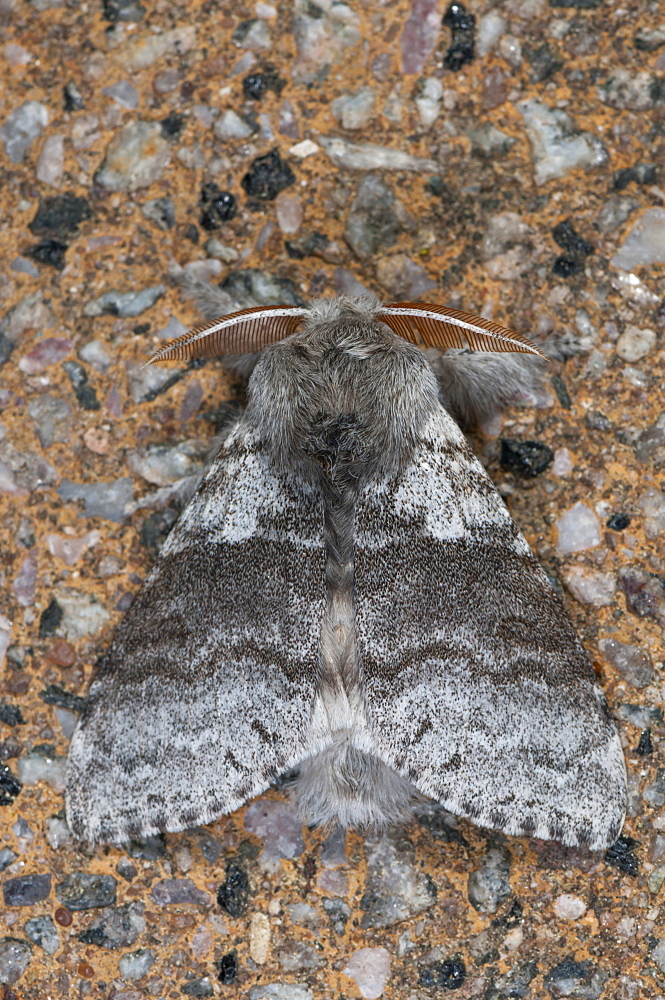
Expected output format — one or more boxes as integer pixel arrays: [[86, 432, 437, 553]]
[[550, 373, 572, 408], [29, 193, 92, 239], [56, 872, 117, 911], [284, 230, 329, 260], [39, 599, 63, 638], [500, 439, 554, 478], [442, 2, 475, 71], [552, 219, 594, 258], [552, 256, 584, 277], [181, 978, 213, 997], [77, 902, 144, 949], [0, 705, 24, 727], [605, 835, 639, 876], [62, 360, 100, 411], [3, 874, 51, 907], [544, 958, 594, 991], [242, 64, 286, 101], [25, 239, 68, 270], [63, 81, 84, 111], [613, 164, 657, 190], [492, 899, 523, 929], [216, 951, 238, 985], [140, 509, 179, 559], [217, 861, 249, 918], [607, 512, 631, 531], [636, 729, 654, 756], [241, 148, 295, 201], [549, 0, 601, 7], [39, 685, 85, 714], [419, 957, 466, 991], [0, 332, 14, 366], [199, 183, 238, 231], [161, 111, 184, 139], [0, 765, 21, 806]]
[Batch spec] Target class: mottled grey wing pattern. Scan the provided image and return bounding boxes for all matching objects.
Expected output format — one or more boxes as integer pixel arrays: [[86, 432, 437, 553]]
[[355, 407, 626, 850], [66, 420, 325, 844]]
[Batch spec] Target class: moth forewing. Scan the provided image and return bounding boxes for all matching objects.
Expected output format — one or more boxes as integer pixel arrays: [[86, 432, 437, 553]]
[[65, 295, 626, 849]]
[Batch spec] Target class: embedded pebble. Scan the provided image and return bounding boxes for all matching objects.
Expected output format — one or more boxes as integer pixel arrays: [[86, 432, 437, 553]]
[[0, 101, 48, 163], [360, 834, 436, 928], [332, 87, 377, 130], [0, 937, 32, 985], [56, 872, 117, 911], [544, 958, 607, 998], [249, 985, 313, 1000], [84, 284, 164, 318], [36, 134, 65, 187], [57, 477, 134, 522], [467, 122, 515, 156], [150, 878, 211, 907], [0, 619, 13, 671], [24, 915, 59, 955], [3, 874, 51, 907], [637, 487, 665, 539], [28, 394, 72, 448], [78, 339, 111, 373], [244, 799, 305, 872], [518, 100, 606, 185], [77, 902, 145, 948], [611, 208, 665, 270], [46, 530, 101, 565], [376, 254, 436, 299], [343, 947, 391, 999], [13, 551, 37, 608], [102, 80, 140, 110], [17, 750, 67, 792], [95, 120, 171, 192], [554, 894, 587, 920], [215, 109, 255, 141], [476, 11, 506, 55], [551, 448, 573, 476], [118, 948, 156, 980], [19, 337, 71, 374], [345, 175, 400, 259], [292, 0, 360, 83], [141, 196, 175, 231], [45, 815, 75, 849], [616, 326, 656, 362], [53, 589, 110, 639], [320, 137, 437, 172], [277, 938, 326, 972], [400, 0, 441, 74], [562, 566, 616, 607], [468, 847, 511, 913], [599, 70, 663, 111], [275, 192, 303, 235], [597, 638, 654, 689], [619, 567, 665, 625], [635, 412, 665, 467], [124, 26, 196, 71], [654, 939, 665, 975], [596, 194, 639, 235], [555, 502, 601, 555], [250, 912, 271, 964]]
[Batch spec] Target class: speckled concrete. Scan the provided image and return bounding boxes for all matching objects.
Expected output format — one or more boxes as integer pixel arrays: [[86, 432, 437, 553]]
[[0, 0, 664, 996]]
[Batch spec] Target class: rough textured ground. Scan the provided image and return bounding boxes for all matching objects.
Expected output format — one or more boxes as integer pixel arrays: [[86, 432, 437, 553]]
[[0, 0, 664, 996]]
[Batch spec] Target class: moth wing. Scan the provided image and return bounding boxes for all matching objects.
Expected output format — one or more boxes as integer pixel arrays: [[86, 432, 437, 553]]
[[355, 407, 626, 850], [66, 420, 325, 844]]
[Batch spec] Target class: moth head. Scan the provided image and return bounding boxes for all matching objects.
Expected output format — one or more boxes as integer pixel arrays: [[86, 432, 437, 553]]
[[147, 298, 548, 365]]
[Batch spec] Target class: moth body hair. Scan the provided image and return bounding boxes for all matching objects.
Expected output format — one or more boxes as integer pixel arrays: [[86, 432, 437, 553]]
[[66, 294, 627, 850]]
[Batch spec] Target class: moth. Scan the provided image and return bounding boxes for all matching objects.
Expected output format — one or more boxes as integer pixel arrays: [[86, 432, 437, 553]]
[[66, 296, 627, 848]]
